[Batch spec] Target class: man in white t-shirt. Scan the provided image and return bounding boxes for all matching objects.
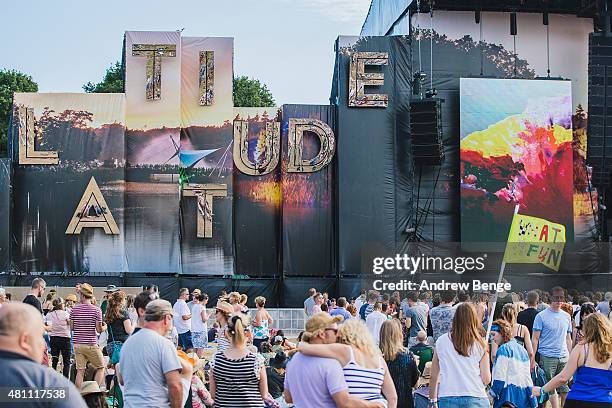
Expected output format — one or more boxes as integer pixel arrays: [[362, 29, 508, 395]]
[[365, 302, 386, 345], [172, 288, 192, 352]]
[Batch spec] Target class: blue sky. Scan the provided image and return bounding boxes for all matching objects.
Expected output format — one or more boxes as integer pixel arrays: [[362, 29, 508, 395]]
[[0, 0, 371, 105]]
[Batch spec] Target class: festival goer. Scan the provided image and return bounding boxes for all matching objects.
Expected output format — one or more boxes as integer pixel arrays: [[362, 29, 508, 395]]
[[330, 297, 351, 322], [312, 293, 324, 314], [104, 290, 133, 359], [532, 286, 573, 408], [304, 288, 317, 317], [0, 303, 87, 407], [187, 288, 201, 312], [366, 302, 387, 346], [23, 277, 46, 314], [80, 381, 109, 408], [491, 303, 535, 369], [380, 319, 419, 408], [70, 283, 106, 389], [214, 301, 233, 353], [44, 297, 71, 378], [360, 290, 379, 320], [595, 291, 612, 316], [402, 291, 427, 348], [409, 330, 433, 374], [191, 293, 210, 357], [473, 293, 488, 327], [517, 290, 540, 336], [266, 352, 288, 407], [298, 317, 397, 407], [101, 285, 119, 316], [429, 303, 490, 408], [210, 313, 267, 407], [355, 290, 367, 311], [42, 292, 54, 315], [532, 313, 612, 408], [131, 291, 153, 335], [126, 294, 138, 329], [284, 313, 385, 408], [253, 296, 273, 351], [489, 319, 537, 408], [573, 303, 595, 347], [429, 290, 456, 343], [240, 293, 250, 313], [228, 291, 243, 313], [119, 299, 186, 408], [346, 304, 358, 319], [65, 294, 77, 314], [0, 288, 6, 308], [172, 288, 193, 352]]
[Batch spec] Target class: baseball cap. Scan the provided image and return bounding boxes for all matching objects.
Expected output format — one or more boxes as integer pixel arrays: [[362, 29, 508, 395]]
[[144, 299, 174, 322]]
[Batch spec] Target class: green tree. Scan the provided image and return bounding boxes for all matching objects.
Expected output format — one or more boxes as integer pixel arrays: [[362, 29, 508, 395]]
[[0, 69, 38, 157], [233, 75, 275, 107], [83, 61, 124, 93]]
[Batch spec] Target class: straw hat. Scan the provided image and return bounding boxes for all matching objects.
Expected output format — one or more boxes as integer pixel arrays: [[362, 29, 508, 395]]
[[80, 381, 105, 396]]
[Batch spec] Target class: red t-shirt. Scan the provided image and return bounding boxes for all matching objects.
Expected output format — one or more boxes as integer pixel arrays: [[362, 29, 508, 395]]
[[70, 303, 102, 345]]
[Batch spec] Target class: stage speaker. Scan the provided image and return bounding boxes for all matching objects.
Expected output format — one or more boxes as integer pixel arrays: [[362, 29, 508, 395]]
[[409, 99, 444, 165], [587, 34, 612, 188]]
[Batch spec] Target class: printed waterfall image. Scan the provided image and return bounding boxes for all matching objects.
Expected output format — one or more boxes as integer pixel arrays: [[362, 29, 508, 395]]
[[460, 78, 574, 242]]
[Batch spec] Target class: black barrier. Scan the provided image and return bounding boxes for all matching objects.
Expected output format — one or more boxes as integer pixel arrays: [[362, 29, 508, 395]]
[[0, 160, 10, 272]]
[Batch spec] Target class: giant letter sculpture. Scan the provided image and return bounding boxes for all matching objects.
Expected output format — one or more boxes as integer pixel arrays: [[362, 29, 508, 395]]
[[348, 51, 389, 108], [287, 119, 335, 173], [15, 105, 58, 165], [66, 177, 119, 235], [182, 184, 227, 238], [233, 120, 280, 175], [132, 44, 177, 100]]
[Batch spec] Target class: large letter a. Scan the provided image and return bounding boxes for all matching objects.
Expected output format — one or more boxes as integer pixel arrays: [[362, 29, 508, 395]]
[[66, 177, 120, 235]]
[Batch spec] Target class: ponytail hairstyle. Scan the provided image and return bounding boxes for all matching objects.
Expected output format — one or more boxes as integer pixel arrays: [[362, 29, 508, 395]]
[[227, 313, 250, 346], [501, 303, 518, 325]]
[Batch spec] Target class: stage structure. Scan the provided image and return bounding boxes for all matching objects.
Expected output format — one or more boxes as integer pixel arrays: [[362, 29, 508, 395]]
[[1, 11, 610, 304]]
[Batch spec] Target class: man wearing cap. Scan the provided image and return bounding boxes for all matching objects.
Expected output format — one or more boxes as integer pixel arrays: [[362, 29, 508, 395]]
[[0, 303, 87, 407], [187, 288, 201, 313], [119, 299, 185, 408], [284, 312, 384, 408], [100, 285, 118, 317], [70, 283, 106, 389]]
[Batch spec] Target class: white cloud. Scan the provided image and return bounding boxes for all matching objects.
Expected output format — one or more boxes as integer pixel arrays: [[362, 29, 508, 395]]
[[283, 0, 372, 23]]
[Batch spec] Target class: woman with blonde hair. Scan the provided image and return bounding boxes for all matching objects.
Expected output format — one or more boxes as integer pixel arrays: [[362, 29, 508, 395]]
[[228, 292, 242, 313], [429, 303, 490, 408], [214, 301, 233, 353], [491, 303, 535, 369], [532, 313, 612, 407], [240, 293, 249, 313], [380, 319, 418, 408], [298, 318, 398, 407], [210, 313, 267, 407], [253, 296, 273, 351]]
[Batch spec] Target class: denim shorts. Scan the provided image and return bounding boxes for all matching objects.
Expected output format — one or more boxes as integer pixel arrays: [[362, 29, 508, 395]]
[[439, 396, 490, 408], [178, 331, 193, 350]]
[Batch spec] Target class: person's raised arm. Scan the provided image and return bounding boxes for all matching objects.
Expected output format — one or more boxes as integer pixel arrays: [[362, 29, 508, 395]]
[[428, 352, 440, 402], [258, 364, 268, 400], [164, 370, 184, 408], [333, 390, 386, 408], [490, 340, 499, 363], [380, 360, 398, 408], [297, 342, 350, 364]]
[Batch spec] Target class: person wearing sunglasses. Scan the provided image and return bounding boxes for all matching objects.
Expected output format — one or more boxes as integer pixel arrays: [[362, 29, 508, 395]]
[[531, 287, 573, 408]]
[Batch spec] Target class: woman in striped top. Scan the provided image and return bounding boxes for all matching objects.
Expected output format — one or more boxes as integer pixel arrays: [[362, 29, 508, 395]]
[[298, 318, 397, 407], [210, 313, 267, 408]]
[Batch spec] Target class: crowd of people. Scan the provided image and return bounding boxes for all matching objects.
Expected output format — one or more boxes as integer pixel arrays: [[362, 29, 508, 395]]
[[0, 279, 611, 408]]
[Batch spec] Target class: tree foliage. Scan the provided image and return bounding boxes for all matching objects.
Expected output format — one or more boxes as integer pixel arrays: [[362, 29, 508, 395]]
[[233, 75, 275, 107], [0, 69, 38, 156], [83, 61, 124, 93]]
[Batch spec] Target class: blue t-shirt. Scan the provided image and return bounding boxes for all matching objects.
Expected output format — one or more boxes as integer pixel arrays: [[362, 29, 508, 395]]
[[402, 304, 427, 337], [533, 308, 572, 358], [329, 307, 351, 322]]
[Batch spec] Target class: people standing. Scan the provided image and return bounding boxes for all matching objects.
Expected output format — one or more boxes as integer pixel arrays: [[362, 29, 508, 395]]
[[253, 296, 273, 351], [409, 331, 433, 375], [126, 294, 138, 329], [104, 290, 133, 360], [187, 288, 201, 312], [0, 303, 87, 407], [492, 303, 535, 369], [23, 277, 46, 314], [284, 313, 386, 408], [210, 313, 267, 407], [402, 291, 427, 348], [44, 298, 72, 378], [330, 297, 352, 322], [131, 291, 153, 335], [380, 319, 419, 408], [532, 313, 612, 408], [172, 288, 193, 352], [65, 294, 77, 314], [191, 293, 210, 357], [42, 293, 54, 315], [595, 291, 612, 317], [573, 303, 595, 347], [70, 283, 107, 389], [428, 303, 491, 408], [303, 288, 317, 317], [531, 286, 573, 408], [489, 319, 537, 408], [119, 299, 186, 408], [266, 352, 288, 407], [429, 290, 456, 343], [101, 285, 119, 317], [517, 290, 540, 337], [360, 290, 379, 321], [355, 290, 366, 312], [366, 302, 387, 346], [214, 301, 233, 353]]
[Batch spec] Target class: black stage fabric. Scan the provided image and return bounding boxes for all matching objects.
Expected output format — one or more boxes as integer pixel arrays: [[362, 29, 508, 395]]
[[0, 160, 10, 272], [331, 35, 413, 276], [281, 105, 336, 277]]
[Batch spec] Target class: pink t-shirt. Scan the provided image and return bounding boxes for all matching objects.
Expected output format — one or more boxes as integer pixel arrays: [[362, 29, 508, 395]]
[[70, 303, 102, 345], [44, 310, 71, 338]]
